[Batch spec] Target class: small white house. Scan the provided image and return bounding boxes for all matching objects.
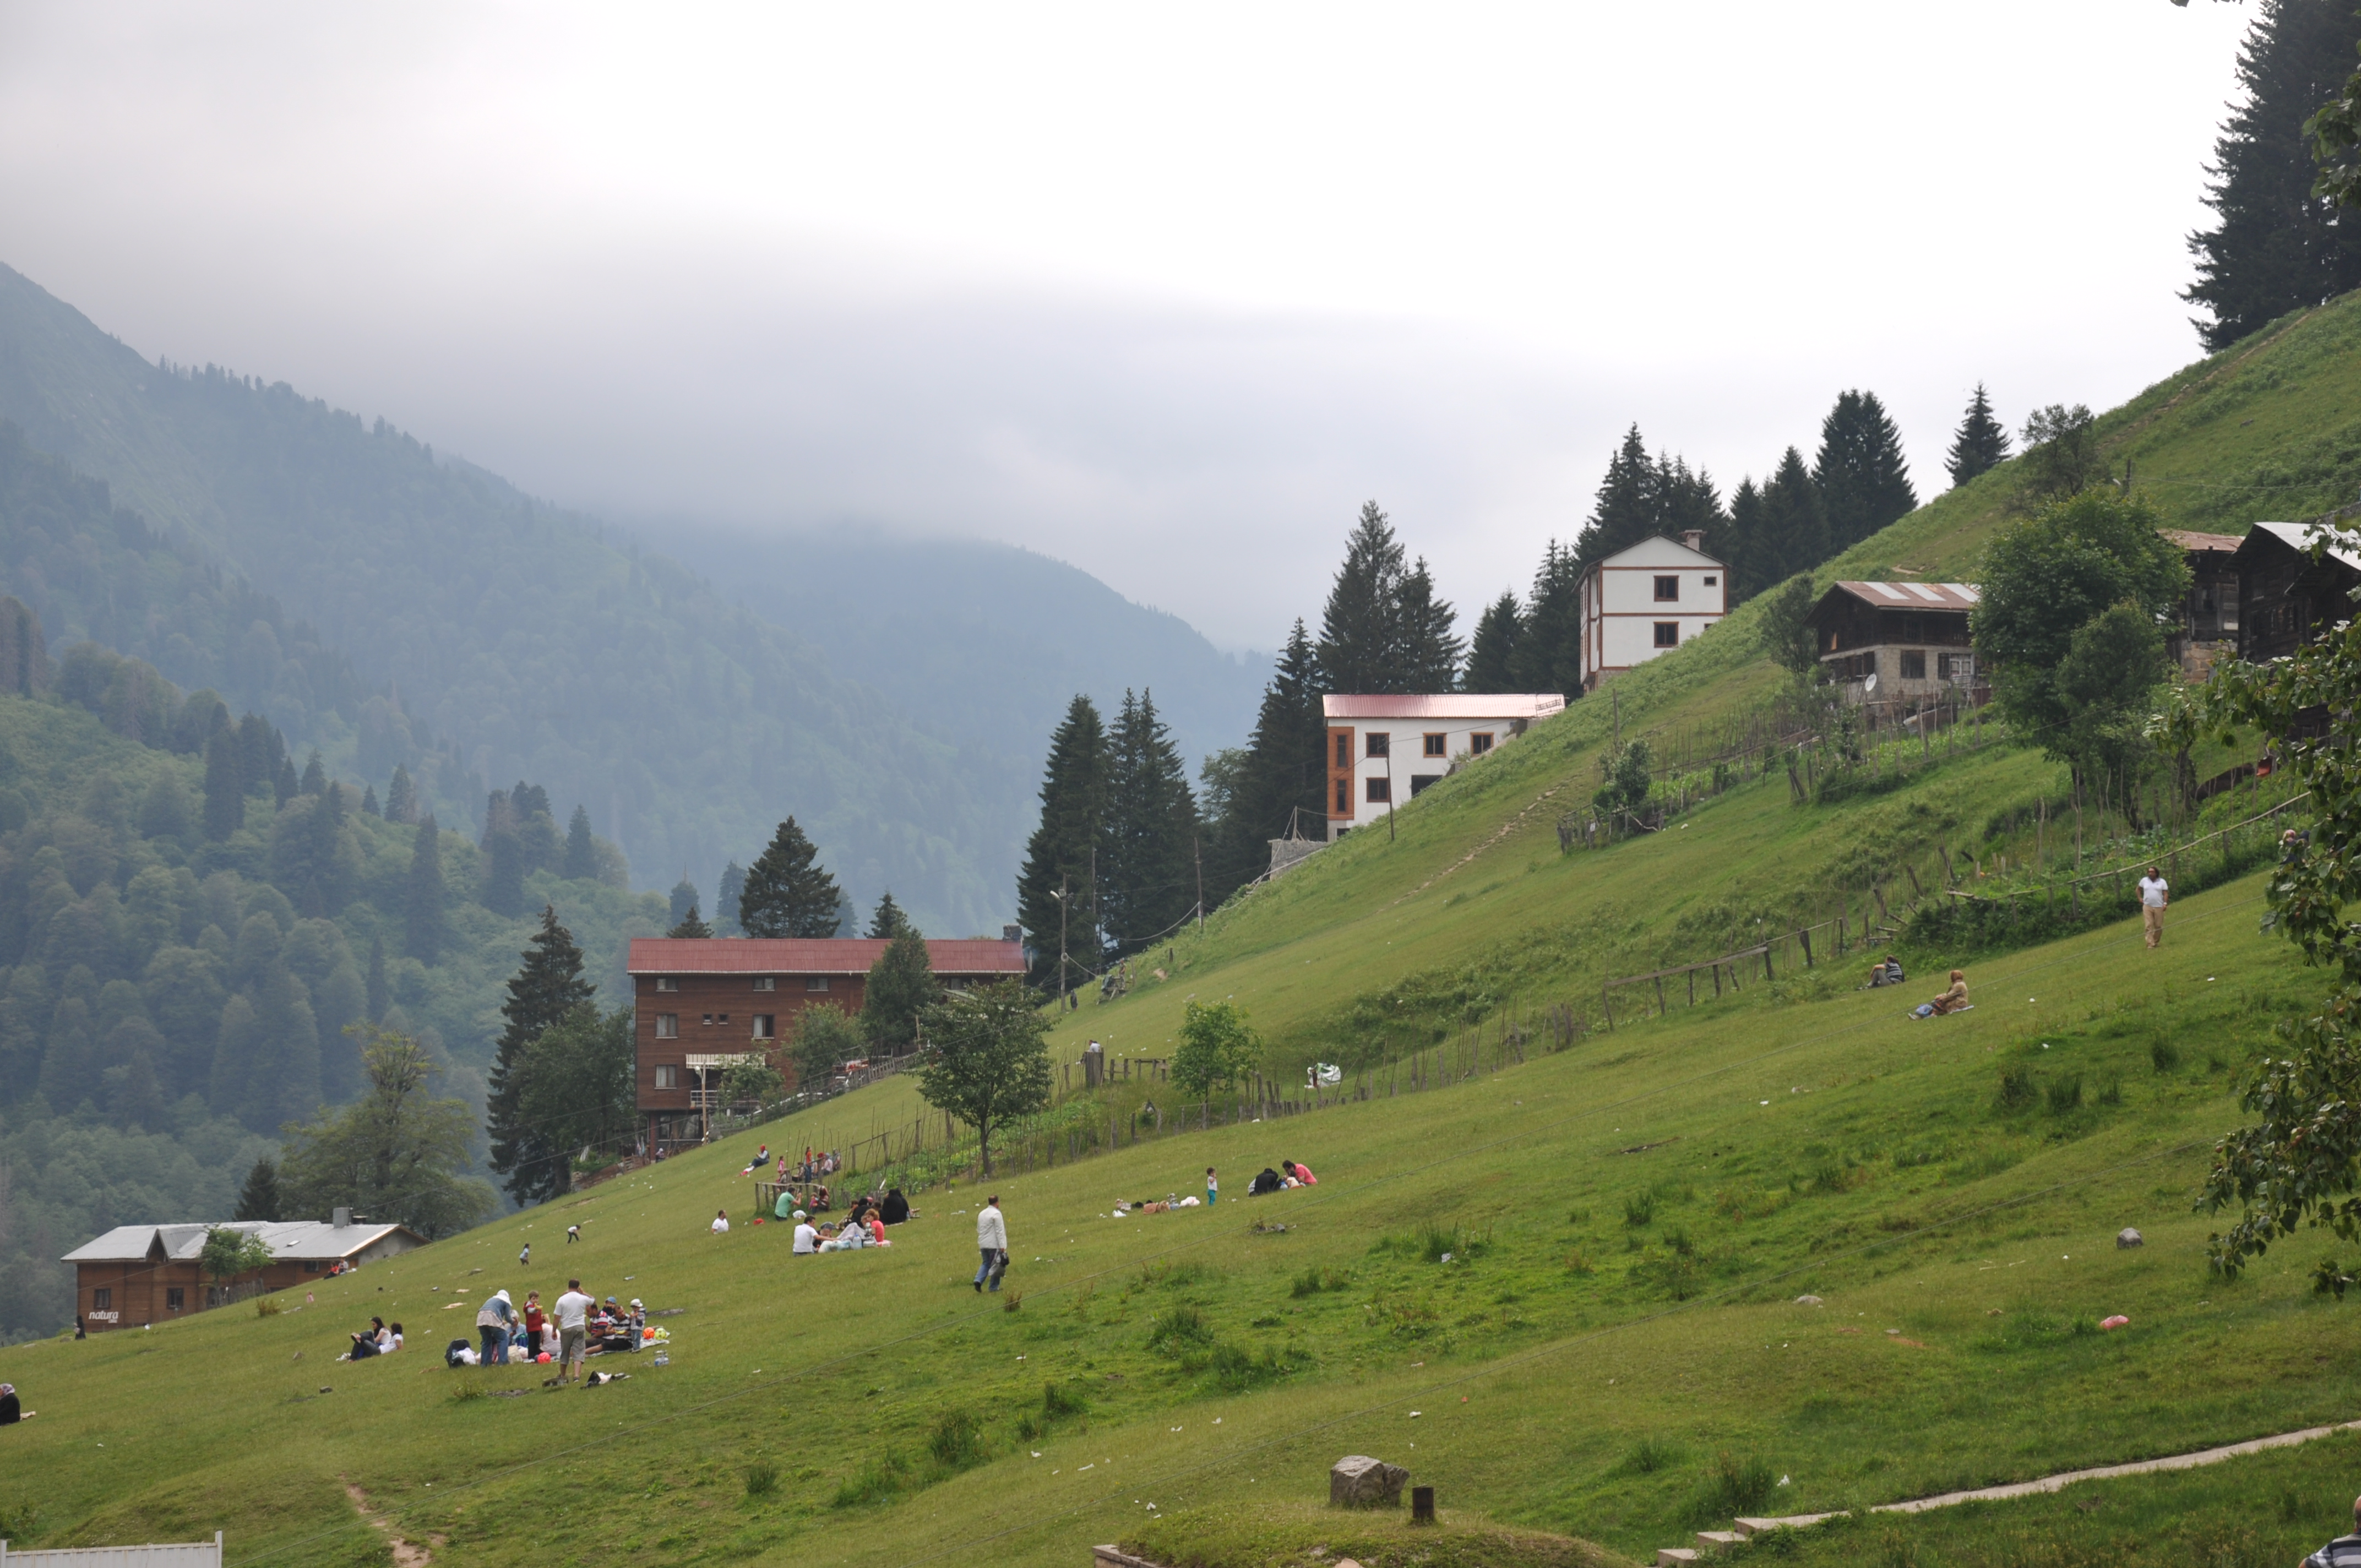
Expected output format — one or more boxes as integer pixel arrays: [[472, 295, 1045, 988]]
[[1320, 693, 1565, 837], [1576, 531, 1728, 691]]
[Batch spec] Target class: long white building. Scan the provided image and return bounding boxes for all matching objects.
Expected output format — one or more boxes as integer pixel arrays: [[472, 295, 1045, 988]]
[[1576, 531, 1728, 691], [1320, 693, 1565, 837]]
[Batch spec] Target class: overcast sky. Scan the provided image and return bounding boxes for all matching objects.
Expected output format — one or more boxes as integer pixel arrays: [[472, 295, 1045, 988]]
[[0, 2, 2255, 651]]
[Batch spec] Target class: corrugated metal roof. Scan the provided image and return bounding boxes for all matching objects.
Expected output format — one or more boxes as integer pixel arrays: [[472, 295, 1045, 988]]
[[63, 1221, 422, 1264], [2159, 527, 2246, 554], [1828, 580, 1980, 610], [627, 937, 1027, 976], [1321, 693, 1567, 721], [2244, 519, 2361, 573]]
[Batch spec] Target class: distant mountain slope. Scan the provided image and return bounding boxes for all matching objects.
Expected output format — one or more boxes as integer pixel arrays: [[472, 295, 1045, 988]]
[[0, 262, 1258, 933]]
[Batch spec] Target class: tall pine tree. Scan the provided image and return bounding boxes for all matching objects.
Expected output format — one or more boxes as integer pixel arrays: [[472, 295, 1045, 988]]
[[1016, 695, 1108, 988], [404, 814, 445, 963], [562, 805, 597, 880], [1944, 384, 2012, 488], [1201, 622, 1323, 902], [738, 818, 841, 937], [866, 891, 909, 938], [1396, 558, 1465, 690], [1508, 541, 1585, 698], [2186, 0, 2361, 350], [1812, 390, 1917, 551], [384, 764, 417, 825], [1316, 502, 1412, 693], [860, 924, 938, 1055], [668, 875, 701, 929], [485, 905, 596, 1205], [714, 861, 747, 935], [1760, 447, 1831, 581], [202, 726, 243, 841], [1464, 592, 1521, 693], [1103, 689, 1200, 952], [1573, 425, 1658, 565]]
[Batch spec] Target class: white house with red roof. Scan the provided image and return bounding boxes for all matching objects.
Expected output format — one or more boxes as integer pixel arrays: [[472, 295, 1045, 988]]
[[1319, 693, 1565, 837]]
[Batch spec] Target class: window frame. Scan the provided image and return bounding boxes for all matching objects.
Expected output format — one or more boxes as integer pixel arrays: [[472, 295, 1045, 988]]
[[1468, 732, 1494, 755], [752, 1014, 775, 1040], [1653, 621, 1679, 647], [654, 976, 680, 993], [655, 1012, 679, 1039], [654, 1063, 679, 1090], [1365, 731, 1390, 759], [166, 1286, 185, 1310], [804, 976, 829, 993], [1654, 575, 1680, 602], [1703, 575, 1718, 587], [1422, 732, 1447, 757], [93, 1287, 112, 1310], [1900, 649, 1927, 680], [751, 976, 776, 992], [1365, 776, 1391, 803]]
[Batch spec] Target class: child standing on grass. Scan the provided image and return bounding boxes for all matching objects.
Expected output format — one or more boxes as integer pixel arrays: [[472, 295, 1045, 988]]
[[1206, 1167, 1218, 1205]]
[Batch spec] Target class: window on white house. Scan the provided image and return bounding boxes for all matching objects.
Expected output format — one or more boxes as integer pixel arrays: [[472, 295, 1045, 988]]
[[1653, 622, 1679, 647], [1469, 732, 1494, 754], [1423, 733, 1446, 757], [655, 1064, 678, 1089], [655, 1013, 679, 1039], [752, 1014, 775, 1039], [654, 977, 679, 993], [752, 977, 776, 992], [1366, 776, 1391, 803], [804, 977, 829, 992], [1366, 732, 1389, 759], [1334, 778, 1350, 813], [1703, 576, 1717, 587], [1655, 575, 1679, 601], [1900, 650, 1927, 680]]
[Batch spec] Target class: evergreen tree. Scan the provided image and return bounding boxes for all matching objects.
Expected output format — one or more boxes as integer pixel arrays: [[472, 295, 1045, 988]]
[[1508, 541, 1585, 698], [668, 875, 701, 929], [1103, 689, 1199, 951], [1464, 592, 1521, 693], [1721, 477, 1772, 603], [236, 714, 275, 798], [867, 890, 909, 939], [667, 903, 712, 938], [403, 815, 445, 963], [738, 818, 842, 938], [485, 905, 595, 1204], [1316, 501, 1410, 693], [139, 770, 192, 841], [235, 1156, 281, 1222], [1201, 622, 1324, 902], [562, 805, 597, 880], [273, 754, 298, 808], [1812, 390, 1918, 551], [366, 932, 389, 1022], [384, 764, 417, 825], [484, 826, 526, 917], [243, 963, 322, 1135], [1573, 425, 1658, 565], [2186, 0, 2361, 350], [1944, 383, 2012, 488], [1760, 447, 1831, 580], [300, 750, 327, 796], [860, 924, 938, 1055], [714, 861, 747, 935], [202, 727, 243, 840], [360, 783, 380, 818], [1015, 695, 1109, 988], [1396, 558, 1465, 691]]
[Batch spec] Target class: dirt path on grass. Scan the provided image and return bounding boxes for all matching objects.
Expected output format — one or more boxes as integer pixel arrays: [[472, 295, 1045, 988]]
[[344, 1478, 438, 1567]]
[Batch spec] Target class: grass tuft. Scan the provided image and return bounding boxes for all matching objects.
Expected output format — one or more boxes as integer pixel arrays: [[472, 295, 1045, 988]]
[[743, 1462, 777, 1498]]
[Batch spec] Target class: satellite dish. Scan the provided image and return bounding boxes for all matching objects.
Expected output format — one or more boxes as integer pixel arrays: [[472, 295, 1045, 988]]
[[1863, 673, 1879, 694]]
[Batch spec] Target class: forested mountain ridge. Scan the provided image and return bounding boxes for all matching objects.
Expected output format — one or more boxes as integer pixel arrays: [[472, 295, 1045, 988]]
[[0, 260, 1032, 935]]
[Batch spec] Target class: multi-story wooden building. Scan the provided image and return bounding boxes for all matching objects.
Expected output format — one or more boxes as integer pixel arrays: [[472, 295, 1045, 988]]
[[2234, 520, 2361, 664], [62, 1212, 425, 1331], [1804, 580, 1983, 713], [628, 935, 1027, 1146], [2161, 528, 2246, 679]]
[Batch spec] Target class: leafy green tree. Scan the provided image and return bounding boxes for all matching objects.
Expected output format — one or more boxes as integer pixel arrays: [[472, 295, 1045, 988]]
[[202, 727, 243, 841], [1756, 575, 1823, 678], [867, 891, 909, 938], [562, 805, 597, 881], [791, 1003, 864, 1092], [2196, 0, 2361, 347], [1464, 592, 1521, 693], [359, 784, 380, 818], [485, 905, 595, 1205], [404, 815, 445, 962], [483, 823, 526, 916], [1945, 384, 2012, 488], [200, 1227, 275, 1297], [1103, 689, 1199, 951], [738, 817, 842, 938], [1813, 390, 1917, 551], [1574, 425, 1657, 565], [273, 754, 297, 809], [2167, 516, 2361, 1284], [913, 980, 1052, 1176], [509, 1005, 638, 1170], [277, 1025, 496, 1238], [719, 1054, 784, 1109], [2054, 603, 2172, 824], [139, 770, 191, 842], [861, 925, 939, 1055], [1593, 738, 1653, 819], [235, 1156, 281, 1222], [2018, 404, 2101, 502], [365, 933, 388, 1023], [1171, 999, 1262, 1099], [1973, 491, 2189, 770], [1016, 695, 1108, 988]]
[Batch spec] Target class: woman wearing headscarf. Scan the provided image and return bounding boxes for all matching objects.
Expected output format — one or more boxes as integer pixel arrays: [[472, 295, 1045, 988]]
[[1, 1382, 32, 1423]]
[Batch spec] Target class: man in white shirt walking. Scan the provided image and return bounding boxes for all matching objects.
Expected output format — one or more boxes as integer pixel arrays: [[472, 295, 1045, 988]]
[[975, 1196, 1008, 1293], [553, 1278, 594, 1384], [2137, 865, 2169, 949]]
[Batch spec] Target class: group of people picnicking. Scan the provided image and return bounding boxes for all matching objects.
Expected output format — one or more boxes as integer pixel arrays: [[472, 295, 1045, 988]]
[[1864, 864, 2178, 1021], [1245, 1159, 1317, 1196], [449, 1280, 657, 1379]]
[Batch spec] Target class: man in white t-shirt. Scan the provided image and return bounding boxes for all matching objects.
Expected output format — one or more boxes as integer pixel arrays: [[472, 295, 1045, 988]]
[[553, 1279, 594, 1383], [2137, 865, 2168, 949], [711, 1208, 730, 1235], [792, 1212, 819, 1255]]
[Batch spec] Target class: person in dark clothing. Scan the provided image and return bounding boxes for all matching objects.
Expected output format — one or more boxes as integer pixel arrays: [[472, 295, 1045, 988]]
[[0, 1382, 27, 1423], [1248, 1167, 1285, 1196], [2305, 1496, 2361, 1567], [880, 1189, 911, 1225]]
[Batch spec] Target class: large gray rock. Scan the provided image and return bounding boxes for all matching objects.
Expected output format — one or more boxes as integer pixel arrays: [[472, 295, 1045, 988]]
[[1331, 1455, 1410, 1508]]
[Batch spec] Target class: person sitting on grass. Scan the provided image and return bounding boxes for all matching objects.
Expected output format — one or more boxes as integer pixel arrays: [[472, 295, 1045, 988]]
[[1283, 1159, 1317, 1186], [0, 1382, 32, 1424], [349, 1316, 387, 1359], [2305, 1495, 2361, 1567], [1912, 970, 1970, 1019], [1865, 955, 1903, 988], [880, 1188, 911, 1225]]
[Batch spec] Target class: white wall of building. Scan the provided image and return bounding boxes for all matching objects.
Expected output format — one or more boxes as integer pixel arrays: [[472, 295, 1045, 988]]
[[1320, 695, 1563, 835], [1578, 535, 1726, 689]]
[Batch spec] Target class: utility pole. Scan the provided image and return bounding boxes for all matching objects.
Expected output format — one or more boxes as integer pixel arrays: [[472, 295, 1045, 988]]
[[1194, 832, 1204, 933], [1385, 733, 1396, 842], [1058, 874, 1069, 1013]]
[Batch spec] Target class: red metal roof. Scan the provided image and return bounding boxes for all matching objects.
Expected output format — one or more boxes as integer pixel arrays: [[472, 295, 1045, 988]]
[[625, 937, 1026, 977], [1321, 693, 1566, 721]]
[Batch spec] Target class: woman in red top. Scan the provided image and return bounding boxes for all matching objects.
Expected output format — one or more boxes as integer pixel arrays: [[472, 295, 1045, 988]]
[[1284, 1160, 1316, 1185], [521, 1293, 548, 1360]]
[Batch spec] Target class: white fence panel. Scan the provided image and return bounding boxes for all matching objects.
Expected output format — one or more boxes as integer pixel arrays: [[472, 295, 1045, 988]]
[[0, 1534, 222, 1567]]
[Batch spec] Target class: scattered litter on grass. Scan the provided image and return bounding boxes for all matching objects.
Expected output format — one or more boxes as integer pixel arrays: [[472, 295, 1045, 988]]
[[1408, 1411, 1422, 1418], [2101, 1315, 2130, 1330]]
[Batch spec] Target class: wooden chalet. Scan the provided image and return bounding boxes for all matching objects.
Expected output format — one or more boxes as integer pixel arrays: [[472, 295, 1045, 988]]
[[2234, 520, 2361, 663], [1802, 580, 1983, 712], [627, 935, 1027, 1146], [62, 1212, 425, 1331], [2160, 528, 2245, 679]]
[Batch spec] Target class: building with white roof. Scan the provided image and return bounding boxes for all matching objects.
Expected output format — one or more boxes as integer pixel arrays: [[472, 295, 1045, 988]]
[[1576, 532, 1729, 690], [1803, 579, 1983, 708], [62, 1213, 426, 1330], [1320, 693, 1565, 837]]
